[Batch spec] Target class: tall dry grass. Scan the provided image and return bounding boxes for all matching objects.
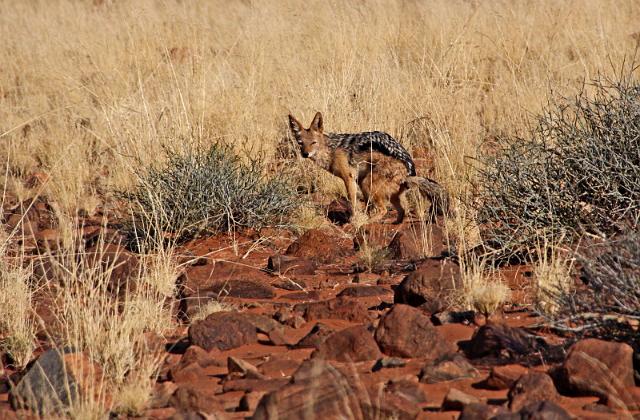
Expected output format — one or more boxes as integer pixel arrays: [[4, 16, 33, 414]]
[[1, 0, 638, 245], [0, 1, 639, 415]]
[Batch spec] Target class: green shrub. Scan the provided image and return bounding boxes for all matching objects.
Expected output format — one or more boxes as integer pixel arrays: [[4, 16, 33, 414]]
[[475, 74, 640, 259], [122, 143, 301, 247]]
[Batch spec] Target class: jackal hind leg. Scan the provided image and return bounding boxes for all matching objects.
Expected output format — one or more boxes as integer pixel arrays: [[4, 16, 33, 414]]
[[390, 189, 407, 224], [359, 172, 374, 213], [366, 181, 390, 223]]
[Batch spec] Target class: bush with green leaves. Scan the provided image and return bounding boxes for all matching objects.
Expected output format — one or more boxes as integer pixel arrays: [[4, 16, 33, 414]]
[[475, 74, 640, 259], [123, 143, 301, 246]]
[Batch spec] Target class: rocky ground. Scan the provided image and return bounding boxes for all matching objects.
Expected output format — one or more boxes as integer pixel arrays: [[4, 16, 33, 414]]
[[1, 196, 639, 419]]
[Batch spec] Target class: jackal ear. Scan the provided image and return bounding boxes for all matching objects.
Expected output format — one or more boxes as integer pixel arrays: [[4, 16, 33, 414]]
[[310, 111, 323, 132], [288, 114, 303, 137]]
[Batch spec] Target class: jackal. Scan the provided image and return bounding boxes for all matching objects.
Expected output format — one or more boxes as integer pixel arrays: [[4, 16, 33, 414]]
[[288, 112, 449, 223]]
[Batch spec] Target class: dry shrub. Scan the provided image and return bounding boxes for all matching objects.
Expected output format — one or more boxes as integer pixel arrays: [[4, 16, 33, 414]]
[[549, 231, 640, 346], [476, 72, 640, 260]]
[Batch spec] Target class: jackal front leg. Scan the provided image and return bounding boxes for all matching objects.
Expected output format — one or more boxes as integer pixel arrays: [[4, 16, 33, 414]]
[[342, 173, 361, 218]]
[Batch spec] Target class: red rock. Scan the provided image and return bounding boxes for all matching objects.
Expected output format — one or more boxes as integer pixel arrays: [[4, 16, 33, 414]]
[[227, 357, 264, 380], [282, 290, 322, 301], [441, 388, 481, 411], [222, 378, 290, 393], [465, 322, 545, 359], [253, 359, 426, 420], [169, 385, 224, 414], [485, 364, 528, 390], [286, 228, 352, 263], [374, 304, 455, 358], [188, 311, 257, 351], [393, 259, 460, 313], [383, 378, 428, 404], [508, 371, 559, 411], [272, 277, 307, 291], [337, 285, 390, 298], [294, 323, 336, 349], [353, 272, 380, 284], [313, 325, 382, 362], [367, 379, 426, 419], [294, 296, 371, 323], [149, 382, 178, 409], [267, 254, 317, 275], [238, 391, 267, 412], [259, 357, 301, 378], [459, 403, 507, 420], [557, 338, 637, 410], [10, 350, 109, 415], [183, 260, 272, 296], [419, 354, 478, 384], [241, 313, 283, 334], [178, 346, 223, 368], [516, 401, 570, 419], [266, 328, 295, 346], [252, 359, 364, 419], [210, 279, 275, 299], [395, 222, 450, 258], [170, 362, 208, 383], [386, 229, 423, 260]]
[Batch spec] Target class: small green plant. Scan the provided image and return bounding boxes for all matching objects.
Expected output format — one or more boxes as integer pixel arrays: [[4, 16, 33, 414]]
[[123, 143, 301, 247]]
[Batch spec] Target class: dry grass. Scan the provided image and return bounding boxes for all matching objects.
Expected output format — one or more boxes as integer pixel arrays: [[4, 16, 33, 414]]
[[189, 299, 237, 323], [0, 257, 37, 369], [1, 0, 638, 243], [49, 235, 175, 416], [457, 256, 511, 317], [532, 238, 575, 315]]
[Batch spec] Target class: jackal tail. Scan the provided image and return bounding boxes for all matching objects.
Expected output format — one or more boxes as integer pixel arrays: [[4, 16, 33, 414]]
[[404, 176, 451, 217]]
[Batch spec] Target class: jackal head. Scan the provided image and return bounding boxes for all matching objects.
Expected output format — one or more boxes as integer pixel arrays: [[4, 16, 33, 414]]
[[288, 112, 324, 159]]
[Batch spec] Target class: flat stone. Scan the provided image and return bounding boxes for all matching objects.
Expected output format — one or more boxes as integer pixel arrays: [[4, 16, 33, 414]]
[[313, 325, 382, 362], [337, 285, 390, 298], [294, 296, 371, 323], [420, 354, 478, 384], [188, 311, 257, 351]]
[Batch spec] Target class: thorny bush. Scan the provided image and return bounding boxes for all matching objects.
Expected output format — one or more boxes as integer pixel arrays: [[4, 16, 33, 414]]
[[475, 74, 640, 260], [551, 231, 640, 348], [122, 143, 301, 247]]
